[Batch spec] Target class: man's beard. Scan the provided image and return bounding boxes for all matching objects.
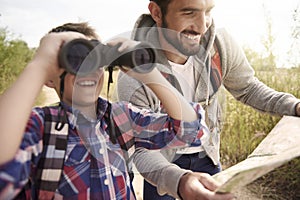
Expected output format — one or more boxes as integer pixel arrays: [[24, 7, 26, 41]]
[[161, 18, 201, 56]]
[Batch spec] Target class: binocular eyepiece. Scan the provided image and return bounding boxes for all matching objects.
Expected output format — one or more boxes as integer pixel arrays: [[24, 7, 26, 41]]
[[58, 38, 157, 76]]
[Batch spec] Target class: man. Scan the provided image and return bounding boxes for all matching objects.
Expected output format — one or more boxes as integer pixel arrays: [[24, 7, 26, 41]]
[[117, 0, 300, 199]]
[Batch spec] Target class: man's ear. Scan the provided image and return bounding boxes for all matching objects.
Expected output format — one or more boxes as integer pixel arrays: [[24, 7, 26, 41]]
[[45, 80, 56, 88], [148, 2, 163, 26]]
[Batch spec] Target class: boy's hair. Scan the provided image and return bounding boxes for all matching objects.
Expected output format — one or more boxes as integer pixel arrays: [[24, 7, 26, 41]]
[[150, 0, 172, 16], [48, 22, 98, 39]]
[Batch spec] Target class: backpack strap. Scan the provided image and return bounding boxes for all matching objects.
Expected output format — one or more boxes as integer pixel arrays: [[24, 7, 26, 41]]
[[210, 43, 222, 93], [35, 106, 69, 199], [103, 101, 134, 181]]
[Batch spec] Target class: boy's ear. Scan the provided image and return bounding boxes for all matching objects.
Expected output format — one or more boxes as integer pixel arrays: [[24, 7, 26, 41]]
[[148, 2, 163, 26], [45, 80, 56, 88]]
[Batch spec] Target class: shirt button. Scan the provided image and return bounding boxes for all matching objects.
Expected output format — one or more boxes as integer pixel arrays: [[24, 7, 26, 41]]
[[99, 148, 104, 154], [104, 179, 109, 185]]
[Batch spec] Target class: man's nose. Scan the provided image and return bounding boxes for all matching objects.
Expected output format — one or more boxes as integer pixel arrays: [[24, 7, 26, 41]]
[[194, 12, 210, 35]]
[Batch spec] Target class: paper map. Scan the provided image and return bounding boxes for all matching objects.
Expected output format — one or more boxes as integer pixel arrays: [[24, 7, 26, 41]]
[[213, 116, 300, 193]]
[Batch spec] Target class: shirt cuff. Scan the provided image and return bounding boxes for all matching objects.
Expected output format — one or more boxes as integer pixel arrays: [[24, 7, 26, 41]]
[[156, 164, 192, 198]]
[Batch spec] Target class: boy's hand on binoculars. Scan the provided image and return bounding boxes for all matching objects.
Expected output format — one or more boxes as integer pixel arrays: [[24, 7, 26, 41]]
[[106, 37, 141, 52], [32, 32, 87, 81]]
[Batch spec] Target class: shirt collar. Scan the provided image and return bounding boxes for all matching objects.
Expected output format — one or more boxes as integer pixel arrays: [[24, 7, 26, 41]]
[[60, 98, 110, 129]]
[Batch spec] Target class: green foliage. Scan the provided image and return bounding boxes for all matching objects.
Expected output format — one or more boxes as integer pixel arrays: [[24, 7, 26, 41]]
[[0, 28, 34, 94], [0, 28, 46, 105]]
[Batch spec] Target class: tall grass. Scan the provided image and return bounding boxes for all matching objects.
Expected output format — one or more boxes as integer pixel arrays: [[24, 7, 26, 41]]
[[220, 67, 300, 199]]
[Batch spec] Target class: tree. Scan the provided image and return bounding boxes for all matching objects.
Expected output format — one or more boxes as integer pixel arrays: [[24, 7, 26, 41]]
[[243, 46, 265, 71], [0, 28, 34, 94], [288, 3, 300, 68], [260, 3, 277, 71], [245, 3, 277, 72]]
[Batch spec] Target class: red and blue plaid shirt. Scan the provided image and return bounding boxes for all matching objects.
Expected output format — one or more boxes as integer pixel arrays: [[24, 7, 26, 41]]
[[0, 98, 206, 200]]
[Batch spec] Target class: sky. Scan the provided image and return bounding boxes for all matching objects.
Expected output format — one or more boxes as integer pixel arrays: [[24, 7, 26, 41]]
[[1, 0, 299, 67]]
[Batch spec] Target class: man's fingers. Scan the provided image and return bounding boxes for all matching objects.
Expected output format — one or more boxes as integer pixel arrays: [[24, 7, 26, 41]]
[[106, 37, 128, 51], [198, 173, 220, 191], [106, 37, 140, 52], [178, 172, 235, 200], [197, 173, 235, 200]]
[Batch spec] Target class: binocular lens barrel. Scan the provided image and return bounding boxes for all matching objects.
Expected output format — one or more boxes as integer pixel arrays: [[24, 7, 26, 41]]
[[132, 48, 154, 72], [59, 39, 156, 75], [59, 39, 101, 75]]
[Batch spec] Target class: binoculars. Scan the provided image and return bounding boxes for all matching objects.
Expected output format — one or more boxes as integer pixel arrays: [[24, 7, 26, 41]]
[[58, 38, 157, 75]]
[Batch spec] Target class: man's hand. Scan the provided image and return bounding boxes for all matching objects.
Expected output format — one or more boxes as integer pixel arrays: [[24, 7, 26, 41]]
[[106, 37, 140, 52], [296, 103, 300, 116], [178, 172, 234, 200]]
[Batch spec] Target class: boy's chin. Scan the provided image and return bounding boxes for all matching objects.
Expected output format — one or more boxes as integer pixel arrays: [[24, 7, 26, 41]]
[[72, 99, 98, 107]]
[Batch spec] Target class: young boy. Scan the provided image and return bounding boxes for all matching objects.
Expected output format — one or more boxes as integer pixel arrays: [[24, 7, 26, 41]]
[[0, 23, 229, 200]]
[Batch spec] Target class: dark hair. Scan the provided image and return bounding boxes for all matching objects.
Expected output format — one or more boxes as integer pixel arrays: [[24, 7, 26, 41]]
[[48, 22, 98, 38], [150, 0, 172, 16]]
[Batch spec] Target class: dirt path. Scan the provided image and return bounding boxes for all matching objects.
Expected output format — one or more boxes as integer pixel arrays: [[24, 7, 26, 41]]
[[41, 86, 59, 105], [42, 86, 260, 200]]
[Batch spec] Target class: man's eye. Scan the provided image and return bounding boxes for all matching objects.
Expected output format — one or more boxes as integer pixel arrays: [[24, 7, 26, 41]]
[[206, 8, 212, 15], [183, 11, 194, 15]]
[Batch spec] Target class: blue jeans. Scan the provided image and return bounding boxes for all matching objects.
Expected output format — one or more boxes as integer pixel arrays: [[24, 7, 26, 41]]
[[143, 152, 221, 200]]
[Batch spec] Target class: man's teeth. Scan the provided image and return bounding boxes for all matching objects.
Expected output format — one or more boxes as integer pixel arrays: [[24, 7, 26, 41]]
[[78, 80, 96, 86], [184, 34, 200, 40]]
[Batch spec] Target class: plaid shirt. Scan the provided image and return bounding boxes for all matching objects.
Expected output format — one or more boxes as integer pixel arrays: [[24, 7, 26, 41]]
[[0, 98, 206, 200]]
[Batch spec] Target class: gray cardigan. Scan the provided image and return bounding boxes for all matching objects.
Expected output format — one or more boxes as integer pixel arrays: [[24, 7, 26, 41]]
[[117, 14, 300, 198]]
